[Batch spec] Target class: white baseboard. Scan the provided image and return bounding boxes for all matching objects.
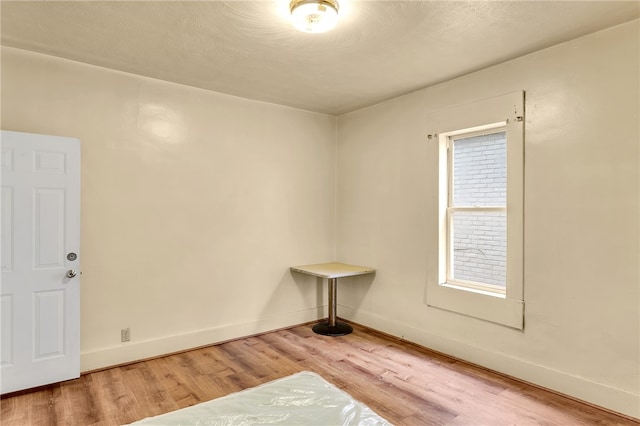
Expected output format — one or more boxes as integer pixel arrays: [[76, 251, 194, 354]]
[[81, 307, 324, 372], [338, 305, 640, 420]]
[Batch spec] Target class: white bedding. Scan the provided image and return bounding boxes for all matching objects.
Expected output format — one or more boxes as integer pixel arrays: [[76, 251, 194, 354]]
[[130, 371, 392, 425]]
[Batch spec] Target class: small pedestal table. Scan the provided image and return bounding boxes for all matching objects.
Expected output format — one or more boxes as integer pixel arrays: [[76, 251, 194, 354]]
[[290, 262, 375, 336]]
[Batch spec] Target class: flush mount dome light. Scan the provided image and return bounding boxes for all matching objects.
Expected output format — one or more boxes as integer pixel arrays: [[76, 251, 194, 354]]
[[290, 0, 339, 33]]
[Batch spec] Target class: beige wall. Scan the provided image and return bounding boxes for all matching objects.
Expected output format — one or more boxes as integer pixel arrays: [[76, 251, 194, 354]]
[[336, 20, 639, 417], [1, 47, 337, 370]]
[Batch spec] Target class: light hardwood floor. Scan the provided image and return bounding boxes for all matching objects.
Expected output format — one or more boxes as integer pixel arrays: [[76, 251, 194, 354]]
[[1, 322, 638, 425]]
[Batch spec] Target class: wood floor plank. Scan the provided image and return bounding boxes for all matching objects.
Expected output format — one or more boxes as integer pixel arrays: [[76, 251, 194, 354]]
[[1, 322, 638, 425], [57, 376, 103, 426], [121, 362, 179, 418]]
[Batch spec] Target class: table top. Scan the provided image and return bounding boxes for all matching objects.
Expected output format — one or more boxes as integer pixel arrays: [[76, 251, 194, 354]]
[[290, 262, 375, 279]]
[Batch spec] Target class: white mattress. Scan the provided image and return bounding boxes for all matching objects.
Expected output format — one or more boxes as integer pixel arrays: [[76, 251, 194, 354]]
[[130, 371, 392, 425]]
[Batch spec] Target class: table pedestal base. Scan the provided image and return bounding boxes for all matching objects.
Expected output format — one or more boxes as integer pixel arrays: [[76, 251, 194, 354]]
[[290, 263, 375, 338], [312, 321, 353, 336]]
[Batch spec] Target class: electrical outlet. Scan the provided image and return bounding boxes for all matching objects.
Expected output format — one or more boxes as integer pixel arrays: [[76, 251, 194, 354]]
[[121, 328, 130, 342]]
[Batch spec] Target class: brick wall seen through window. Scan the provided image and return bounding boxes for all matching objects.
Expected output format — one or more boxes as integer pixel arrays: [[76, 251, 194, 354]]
[[451, 132, 506, 287]]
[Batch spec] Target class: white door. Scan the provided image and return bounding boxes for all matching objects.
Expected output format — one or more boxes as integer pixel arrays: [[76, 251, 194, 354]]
[[1, 130, 80, 394]]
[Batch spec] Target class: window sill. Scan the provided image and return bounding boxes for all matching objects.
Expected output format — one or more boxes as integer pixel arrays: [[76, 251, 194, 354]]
[[440, 282, 506, 298], [426, 280, 524, 330]]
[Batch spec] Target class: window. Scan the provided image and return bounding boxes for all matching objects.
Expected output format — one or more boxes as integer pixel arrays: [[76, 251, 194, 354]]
[[448, 127, 507, 294], [425, 92, 524, 329]]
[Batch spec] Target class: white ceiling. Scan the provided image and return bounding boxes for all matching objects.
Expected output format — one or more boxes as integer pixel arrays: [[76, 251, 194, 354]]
[[1, 1, 638, 115]]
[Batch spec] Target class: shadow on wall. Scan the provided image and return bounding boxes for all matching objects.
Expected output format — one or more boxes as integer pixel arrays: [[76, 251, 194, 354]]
[[256, 270, 326, 328], [288, 270, 376, 324], [255, 268, 376, 333], [336, 274, 376, 314]]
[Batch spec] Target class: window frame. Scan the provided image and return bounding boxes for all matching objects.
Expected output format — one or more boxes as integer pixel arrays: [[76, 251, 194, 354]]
[[425, 91, 524, 329]]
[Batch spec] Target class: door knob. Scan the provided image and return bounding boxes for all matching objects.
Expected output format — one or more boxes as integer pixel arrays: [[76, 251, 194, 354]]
[[66, 270, 77, 278]]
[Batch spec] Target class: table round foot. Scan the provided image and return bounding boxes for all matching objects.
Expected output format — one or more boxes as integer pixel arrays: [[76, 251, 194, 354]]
[[312, 321, 353, 336]]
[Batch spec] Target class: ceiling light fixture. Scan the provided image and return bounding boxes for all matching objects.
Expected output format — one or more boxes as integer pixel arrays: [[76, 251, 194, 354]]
[[290, 0, 339, 33]]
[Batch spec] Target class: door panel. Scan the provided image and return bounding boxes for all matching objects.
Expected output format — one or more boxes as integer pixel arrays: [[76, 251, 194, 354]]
[[0, 295, 12, 365], [34, 290, 65, 359], [34, 188, 66, 269], [1, 187, 13, 271], [0, 130, 80, 394]]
